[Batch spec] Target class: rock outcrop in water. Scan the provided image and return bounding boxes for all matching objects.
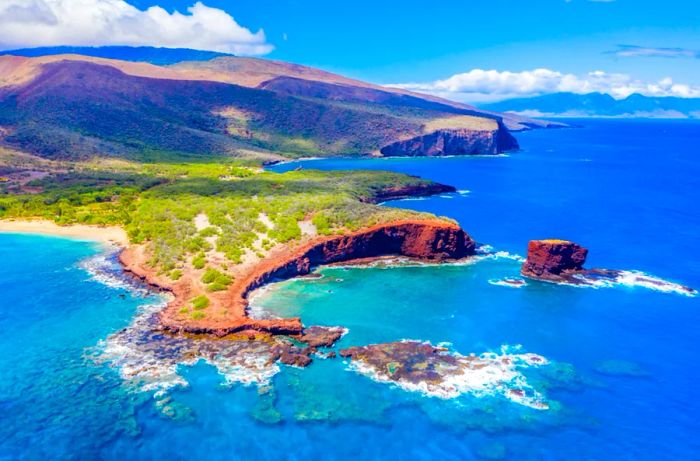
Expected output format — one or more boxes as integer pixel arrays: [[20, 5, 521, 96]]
[[379, 124, 518, 157], [520, 239, 588, 282], [340, 340, 550, 409], [521, 239, 696, 295]]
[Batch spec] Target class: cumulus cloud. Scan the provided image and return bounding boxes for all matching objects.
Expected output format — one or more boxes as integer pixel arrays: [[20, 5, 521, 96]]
[[389, 68, 700, 103], [608, 45, 699, 59], [0, 0, 273, 55]]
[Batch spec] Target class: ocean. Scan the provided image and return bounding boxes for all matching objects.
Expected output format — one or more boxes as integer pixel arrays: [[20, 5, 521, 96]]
[[0, 119, 698, 460]]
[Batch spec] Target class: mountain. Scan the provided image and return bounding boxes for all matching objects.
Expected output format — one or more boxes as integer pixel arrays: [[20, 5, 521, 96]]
[[2, 46, 232, 65], [0, 49, 561, 163], [481, 92, 700, 118]]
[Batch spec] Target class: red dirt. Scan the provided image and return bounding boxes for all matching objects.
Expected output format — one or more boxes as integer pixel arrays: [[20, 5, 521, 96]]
[[120, 219, 475, 337]]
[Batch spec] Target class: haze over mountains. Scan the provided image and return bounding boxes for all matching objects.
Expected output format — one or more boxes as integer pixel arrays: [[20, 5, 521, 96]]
[[0, 46, 561, 163], [482, 92, 700, 119]]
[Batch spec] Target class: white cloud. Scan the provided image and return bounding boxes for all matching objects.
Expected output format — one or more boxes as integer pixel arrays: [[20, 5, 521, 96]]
[[0, 0, 273, 55], [389, 68, 700, 103]]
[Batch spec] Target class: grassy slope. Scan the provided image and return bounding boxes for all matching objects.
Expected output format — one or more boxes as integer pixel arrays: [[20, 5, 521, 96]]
[[0, 59, 502, 162]]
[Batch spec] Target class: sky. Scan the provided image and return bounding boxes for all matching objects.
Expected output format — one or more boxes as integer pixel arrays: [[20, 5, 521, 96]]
[[1, 0, 699, 102]]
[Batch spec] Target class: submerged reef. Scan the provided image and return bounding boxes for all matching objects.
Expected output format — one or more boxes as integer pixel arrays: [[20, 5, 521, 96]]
[[92, 242, 571, 422], [340, 341, 550, 410], [99, 302, 345, 399]]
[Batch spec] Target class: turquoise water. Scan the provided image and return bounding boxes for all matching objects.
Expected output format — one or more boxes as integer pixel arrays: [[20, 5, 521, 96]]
[[1, 119, 699, 460]]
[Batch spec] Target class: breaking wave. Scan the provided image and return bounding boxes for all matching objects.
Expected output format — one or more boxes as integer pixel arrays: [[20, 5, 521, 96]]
[[488, 278, 528, 288], [572, 270, 696, 297], [78, 245, 151, 295], [474, 244, 526, 263], [344, 341, 550, 410], [93, 299, 282, 402], [377, 196, 430, 205], [81, 246, 282, 406]]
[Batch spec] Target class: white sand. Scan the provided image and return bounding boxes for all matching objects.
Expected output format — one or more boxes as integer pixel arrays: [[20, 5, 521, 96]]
[[0, 219, 129, 246]]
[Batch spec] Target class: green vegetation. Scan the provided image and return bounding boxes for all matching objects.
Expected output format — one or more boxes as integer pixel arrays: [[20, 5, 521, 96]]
[[201, 268, 231, 292], [0, 156, 443, 276], [192, 253, 206, 269], [191, 295, 210, 310], [191, 311, 206, 320]]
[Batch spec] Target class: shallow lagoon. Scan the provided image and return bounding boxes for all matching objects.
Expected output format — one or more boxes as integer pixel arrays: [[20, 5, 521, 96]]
[[1, 119, 699, 460]]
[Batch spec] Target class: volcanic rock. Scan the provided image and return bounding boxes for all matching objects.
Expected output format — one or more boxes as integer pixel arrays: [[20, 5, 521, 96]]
[[521, 239, 588, 282], [380, 124, 518, 157], [297, 326, 345, 348]]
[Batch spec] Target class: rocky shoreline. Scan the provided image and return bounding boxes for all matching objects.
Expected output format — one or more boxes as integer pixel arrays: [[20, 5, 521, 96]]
[[119, 218, 476, 340]]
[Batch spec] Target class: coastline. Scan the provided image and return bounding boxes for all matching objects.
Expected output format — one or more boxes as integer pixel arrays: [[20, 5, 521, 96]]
[[0, 219, 129, 247], [0, 182, 471, 340], [119, 218, 475, 337]]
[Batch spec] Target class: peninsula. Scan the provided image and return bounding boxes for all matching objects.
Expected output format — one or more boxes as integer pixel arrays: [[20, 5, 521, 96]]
[[0, 49, 550, 343], [0, 151, 476, 343]]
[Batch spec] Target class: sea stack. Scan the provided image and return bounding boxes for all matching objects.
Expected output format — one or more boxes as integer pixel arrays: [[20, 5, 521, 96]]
[[521, 239, 588, 282]]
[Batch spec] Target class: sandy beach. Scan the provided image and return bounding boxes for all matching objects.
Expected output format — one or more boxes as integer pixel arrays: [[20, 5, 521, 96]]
[[0, 219, 129, 247]]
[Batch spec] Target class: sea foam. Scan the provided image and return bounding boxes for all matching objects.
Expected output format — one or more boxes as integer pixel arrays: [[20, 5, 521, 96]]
[[584, 270, 697, 297], [344, 341, 550, 410], [82, 248, 283, 406], [78, 246, 151, 295]]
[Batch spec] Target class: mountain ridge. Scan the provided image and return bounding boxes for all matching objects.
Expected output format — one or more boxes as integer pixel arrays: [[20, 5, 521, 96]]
[[481, 92, 700, 118], [0, 48, 562, 163]]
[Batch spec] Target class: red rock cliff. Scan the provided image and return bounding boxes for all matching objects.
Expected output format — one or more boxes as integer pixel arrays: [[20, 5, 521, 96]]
[[521, 239, 588, 281], [157, 219, 475, 336]]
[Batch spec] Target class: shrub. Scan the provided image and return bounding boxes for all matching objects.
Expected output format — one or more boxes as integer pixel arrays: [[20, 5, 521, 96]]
[[202, 268, 230, 284], [192, 253, 206, 269], [191, 311, 206, 320], [199, 226, 219, 238], [191, 295, 209, 310], [207, 281, 229, 292], [170, 269, 183, 280], [202, 268, 232, 291]]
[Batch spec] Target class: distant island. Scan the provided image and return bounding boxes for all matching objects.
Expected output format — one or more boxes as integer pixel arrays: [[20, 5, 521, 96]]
[[481, 92, 700, 119]]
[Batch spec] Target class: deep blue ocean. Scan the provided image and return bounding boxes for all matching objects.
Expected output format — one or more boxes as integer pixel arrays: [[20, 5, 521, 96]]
[[1, 119, 698, 460]]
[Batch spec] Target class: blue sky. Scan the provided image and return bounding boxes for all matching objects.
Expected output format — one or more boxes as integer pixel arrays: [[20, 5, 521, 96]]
[[124, 0, 700, 84], [1, 0, 699, 102]]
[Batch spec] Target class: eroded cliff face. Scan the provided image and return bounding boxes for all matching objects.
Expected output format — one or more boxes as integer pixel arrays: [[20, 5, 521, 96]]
[[521, 239, 588, 281], [380, 123, 518, 157], [365, 183, 456, 203], [155, 219, 476, 336]]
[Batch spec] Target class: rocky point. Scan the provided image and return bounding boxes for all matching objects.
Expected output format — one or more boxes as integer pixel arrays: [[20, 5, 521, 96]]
[[521, 239, 588, 282]]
